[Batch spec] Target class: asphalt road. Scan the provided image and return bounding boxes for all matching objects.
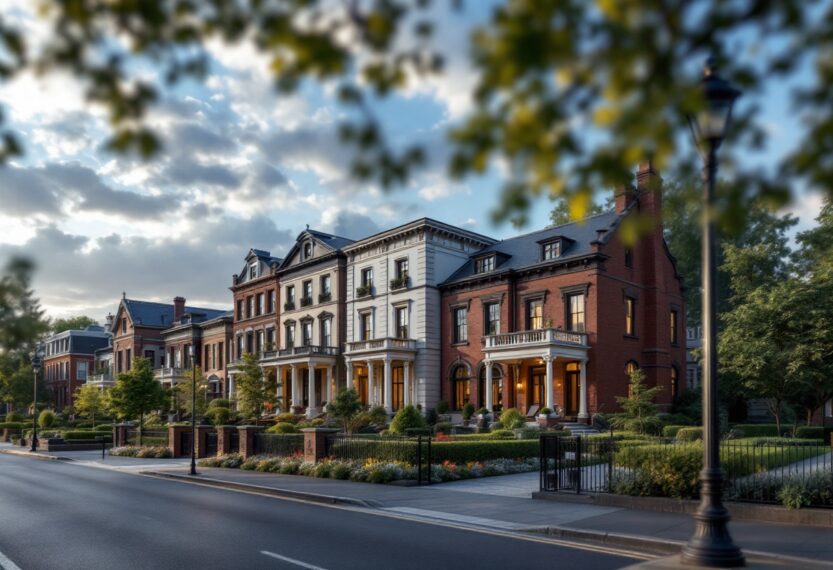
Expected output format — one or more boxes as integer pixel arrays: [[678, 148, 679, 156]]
[[0, 454, 640, 570]]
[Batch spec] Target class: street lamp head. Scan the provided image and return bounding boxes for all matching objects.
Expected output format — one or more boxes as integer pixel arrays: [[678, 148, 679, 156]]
[[31, 355, 41, 374], [690, 57, 741, 148], [188, 345, 195, 358]]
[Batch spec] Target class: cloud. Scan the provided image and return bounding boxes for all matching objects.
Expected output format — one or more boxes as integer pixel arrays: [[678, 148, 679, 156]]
[[329, 211, 382, 240], [0, 166, 63, 216]]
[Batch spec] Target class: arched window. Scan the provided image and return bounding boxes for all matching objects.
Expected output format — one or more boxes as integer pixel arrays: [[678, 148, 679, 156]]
[[452, 365, 471, 411], [670, 365, 679, 399], [478, 364, 504, 412]]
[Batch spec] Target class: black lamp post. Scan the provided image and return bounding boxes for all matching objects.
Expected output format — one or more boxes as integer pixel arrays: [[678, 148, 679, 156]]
[[682, 58, 745, 568], [30, 352, 42, 453], [189, 345, 197, 476]]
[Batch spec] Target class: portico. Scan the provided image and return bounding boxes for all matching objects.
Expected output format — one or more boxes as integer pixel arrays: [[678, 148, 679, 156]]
[[344, 338, 417, 413], [261, 347, 338, 418]]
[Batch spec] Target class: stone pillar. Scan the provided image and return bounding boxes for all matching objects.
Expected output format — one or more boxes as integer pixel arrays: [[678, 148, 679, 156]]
[[403, 361, 411, 406], [485, 360, 494, 412], [114, 424, 129, 447], [195, 425, 213, 458], [168, 424, 194, 458], [579, 358, 589, 421], [325, 365, 333, 411], [383, 357, 393, 413], [301, 428, 340, 464], [367, 360, 375, 406], [544, 355, 555, 411], [346, 361, 354, 390], [307, 363, 317, 419], [217, 425, 236, 455], [237, 425, 264, 459]]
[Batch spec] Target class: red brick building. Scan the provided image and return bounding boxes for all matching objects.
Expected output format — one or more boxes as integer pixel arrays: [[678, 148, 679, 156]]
[[439, 163, 686, 421], [42, 325, 111, 410]]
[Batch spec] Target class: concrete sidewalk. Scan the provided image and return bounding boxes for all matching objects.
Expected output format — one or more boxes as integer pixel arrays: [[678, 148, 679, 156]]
[[143, 467, 833, 563]]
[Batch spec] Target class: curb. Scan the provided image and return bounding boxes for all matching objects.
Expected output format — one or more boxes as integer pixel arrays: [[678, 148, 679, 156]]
[[528, 526, 682, 556], [140, 471, 382, 508], [0, 449, 72, 461]]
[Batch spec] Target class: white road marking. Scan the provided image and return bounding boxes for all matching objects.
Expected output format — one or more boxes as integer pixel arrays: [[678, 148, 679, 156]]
[[0, 548, 22, 570], [260, 551, 327, 570]]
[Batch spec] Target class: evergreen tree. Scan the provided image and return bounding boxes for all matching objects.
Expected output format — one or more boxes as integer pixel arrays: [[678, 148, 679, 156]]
[[610, 369, 662, 435], [234, 353, 268, 422], [327, 389, 364, 434], [50, 316, 96, 334]]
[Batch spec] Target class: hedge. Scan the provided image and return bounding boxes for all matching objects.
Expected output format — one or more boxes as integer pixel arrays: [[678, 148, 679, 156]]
[[431, 440, 539, 463], [0, 422, 25, 429], [676, 427, 703, 442], [62, 431, 112, 441], [795, 426, 825, 440], [662, 425, 691, 438], [732, 424, 782, 438]]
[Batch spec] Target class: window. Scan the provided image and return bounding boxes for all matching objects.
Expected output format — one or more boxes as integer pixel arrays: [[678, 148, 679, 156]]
[[237, 300, 244, 320], [542, 240, 561, 260], [236, 336, 243, 359], [285, 324, 295, 349], [625, 297, 636, 336], [395, 258, 409, 279], [205, 346, 210, 369], [453, 307, 468, 343], [670, 365, 679, 399], [825, 399, 832, 417], [361, 267, 374, 288], [302, 280, 313, 306], [126, 349, 132, 370], [360, 312, 373, 341], [670, 310, 679, 345], [302, 321, 313, 346], [320, 275, 331, 296], [266, 328, 274, 350], [77, 361, 88, 381], [625, 248, 633, 268], [256, 330, 264, 352], [249, 263, 257, 279], [452, 366, 471, 410], [303, 242, 312, 259], [484, 302, 500, 335], [527, 299, 543, 330], [395, 306, 408, 339], [474, 255, 495, 274], [121, 318, 127, 333], [321, 318, 332, 347], [218, 342, 224, 368], [285, 285, 295, 309], [256, 293, 264, 316], [567, 294, 585, 332], [247, 296, 254, 318], [267, 289, 275, 313]]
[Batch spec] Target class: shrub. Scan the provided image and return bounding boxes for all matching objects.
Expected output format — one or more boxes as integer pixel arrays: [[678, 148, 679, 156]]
[[488, 429, 516, 440], [662, 425, 690, 438], [198, 454, 244, 469], [731, 471, 833, 509], [95, 424, 113, 431], [539, 407, 553, 416], [63, 430, 112, 441], [424, 408, 438, 426], [267, 422, 300, 434], [477, 407, 490, 416], [274, 412, 298, 424], [431, 440, 539, 463], [498, 408, 525, 430], [208, 398, 231, 409], [109, 446, 171, 458], [38, 410, 56, 429], [676, 427, 703, 442], [435, 400, 449, 415], [795, 426, 824, 440], [404, 427, 432, 437], [461, 403, 475, 421], [389, 405, 426, 434], [612, 443, 702, 499], [5, 411, 23, 422], [330, 462, 351, 480], [434, 422, 453, 435], [732, 424, 781, 438], [517, 426, 541, 439], [0, 422, 25, 429], [205, 406, 233, 426]]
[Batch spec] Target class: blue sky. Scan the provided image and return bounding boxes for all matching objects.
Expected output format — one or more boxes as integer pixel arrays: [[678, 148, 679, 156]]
[[0, 1, 823, 321]]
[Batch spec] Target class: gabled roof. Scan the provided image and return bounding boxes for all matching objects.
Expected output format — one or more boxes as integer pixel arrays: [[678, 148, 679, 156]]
[[116, 299, 227, 331], [341, 217, 497, 253], [247, 248, 283, 265], [441, 210, 622, 285], [279, 228, 355, 271]]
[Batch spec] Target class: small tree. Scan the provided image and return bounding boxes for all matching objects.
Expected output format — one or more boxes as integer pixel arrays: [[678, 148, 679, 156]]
[[389, 405, 426, 434], [328, 388, 363, 434], [175, 366, 208, 420], [38, 409, 55, 428], [108, 357, 168, 445], [74, 384, 106, 428], [234, 353, 268, 422], [610, 369, 663, 435]]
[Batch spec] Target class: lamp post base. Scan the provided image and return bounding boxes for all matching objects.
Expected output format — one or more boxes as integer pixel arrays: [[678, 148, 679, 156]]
[[681, 472, 745, 568]]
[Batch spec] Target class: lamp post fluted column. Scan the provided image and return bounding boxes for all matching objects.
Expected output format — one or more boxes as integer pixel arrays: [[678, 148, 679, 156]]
[[189, 345, 197, 476]]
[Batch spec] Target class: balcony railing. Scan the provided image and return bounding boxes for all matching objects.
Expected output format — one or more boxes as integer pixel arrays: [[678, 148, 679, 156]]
[[276, 345, 339, 357], [300, 296, 313, 307], [389, 275, 409, 290], [154, 367, 187, 380], [356, 284, 374, 298], [483, 328, 588, 349], [88, 373, 114, 386], [318, 292, 332, 303], [284, 301, 296, 311], [346, 337, 417, 353]]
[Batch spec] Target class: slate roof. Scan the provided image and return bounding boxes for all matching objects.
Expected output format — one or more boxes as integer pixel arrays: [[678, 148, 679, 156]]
[[69, 334, 111, 355], [305, 229, 355, 251], [122, 299, 227, 329], [249, 248, 283, 265], [442, 210, 623, 285]]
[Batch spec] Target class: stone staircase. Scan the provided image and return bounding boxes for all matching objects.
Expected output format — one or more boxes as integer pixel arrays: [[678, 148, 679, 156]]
[[559, 422, 600, 436]]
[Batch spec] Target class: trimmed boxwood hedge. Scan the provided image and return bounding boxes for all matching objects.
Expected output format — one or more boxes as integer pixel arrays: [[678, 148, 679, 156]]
[[731, 424, 783, 437], [662, 425, 691, 438], [62, 430, 112, 441], [0, 422, 25, 429], [676, 427, 703, 442], [431, 440, 539, 463], [795, 426, 825, 440]]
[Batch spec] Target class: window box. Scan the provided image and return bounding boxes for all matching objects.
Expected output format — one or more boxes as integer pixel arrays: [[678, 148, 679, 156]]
[[389, 276, 409, 290], [300, 296, 313, 307], [318, 292, 332, 303], [356, 285, 373, 298], [283, 301, 295, 311]]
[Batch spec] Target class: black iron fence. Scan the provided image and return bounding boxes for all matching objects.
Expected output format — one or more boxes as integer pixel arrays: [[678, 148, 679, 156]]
[[125, 428, 169, 447], [326, 434, 432, 485], [252, 433, 303, 457], [540, 434, 833, 508]]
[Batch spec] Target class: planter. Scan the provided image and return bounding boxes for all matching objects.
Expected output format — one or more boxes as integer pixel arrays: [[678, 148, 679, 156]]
[[538, 415, 560, 428]]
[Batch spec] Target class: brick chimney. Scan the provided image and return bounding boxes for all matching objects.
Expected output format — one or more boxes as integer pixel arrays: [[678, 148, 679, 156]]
[[173, 297, 186, 321], [614, 183, 637, 214], [635, 160, 662, 220]]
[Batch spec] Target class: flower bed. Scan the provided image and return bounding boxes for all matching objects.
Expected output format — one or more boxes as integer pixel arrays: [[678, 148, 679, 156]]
[[109, 446, 172, 458], [198, 453, 539, 484]]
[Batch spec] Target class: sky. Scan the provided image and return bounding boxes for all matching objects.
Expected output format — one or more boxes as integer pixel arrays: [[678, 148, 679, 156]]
[[0, 2, 824, 323]]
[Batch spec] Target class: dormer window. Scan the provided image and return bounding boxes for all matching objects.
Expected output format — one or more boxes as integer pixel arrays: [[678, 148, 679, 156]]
[[542, 239, 562, 261], [474, 255, 495, 274], [249, 263, 257, 279], [303, 242, 313, 259]]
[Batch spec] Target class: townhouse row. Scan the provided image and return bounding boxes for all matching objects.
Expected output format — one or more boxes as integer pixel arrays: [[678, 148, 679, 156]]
[[43, 162, 688, 422]]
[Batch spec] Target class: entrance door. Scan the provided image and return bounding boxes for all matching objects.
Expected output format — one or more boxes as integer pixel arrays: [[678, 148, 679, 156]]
[[356, 373, 369, 405], [392, 366, 404, 411], [564, 365, 580, 416], [530, 366, 545, 409]]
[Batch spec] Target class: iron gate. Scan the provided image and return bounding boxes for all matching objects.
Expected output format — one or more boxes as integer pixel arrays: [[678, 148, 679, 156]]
[[205, 431, 218, 457], [540, 434, 614, 493]]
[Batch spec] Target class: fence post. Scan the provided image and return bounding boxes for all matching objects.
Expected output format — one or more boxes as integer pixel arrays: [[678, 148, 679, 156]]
[[417, 435, 423, 486], [608, 434, 614, 492], [217, 425, 234, 455], [237, 425, 265, 459], [300, 428, 339, 464], [195, 425, 212, 458], [427, 436, 432, 485], [576, 436, 582, 494], [554, 435, 561, 491], [538, 435, 544, 492]]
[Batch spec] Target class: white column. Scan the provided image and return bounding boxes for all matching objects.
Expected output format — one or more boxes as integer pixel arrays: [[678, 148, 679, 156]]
[[228, 374, 236, 398], [367, 361, 375, 405], [346, 361, 354, 390], [403, 360, 411, 406], [485, 360, 494, 412], [383, 357, 393, 413], [544, 355, 555, 411], [290, 365, 299, 408], [578, 358, 589, 420], [325, 365, 333, 411], [307, 362, 316, 418], [275, 365, 282, 401]]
